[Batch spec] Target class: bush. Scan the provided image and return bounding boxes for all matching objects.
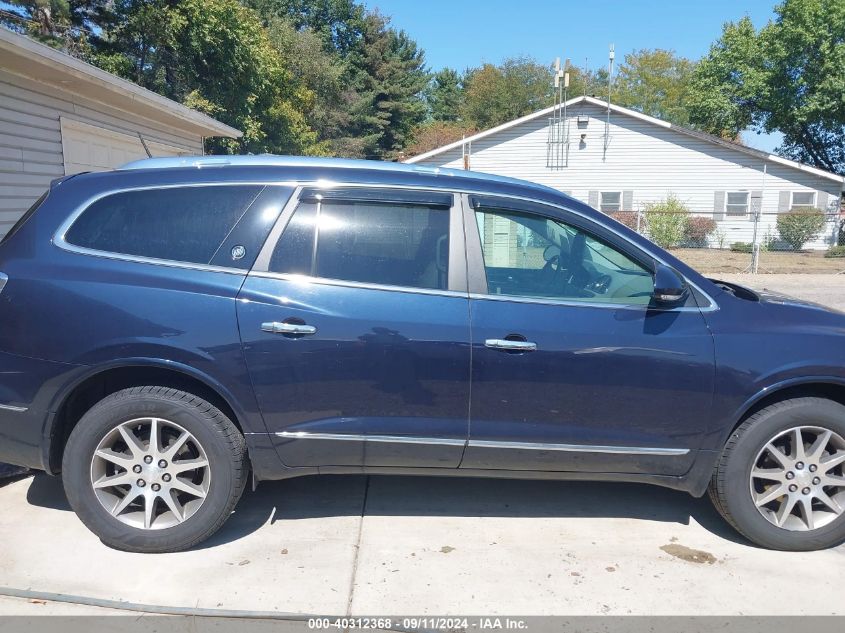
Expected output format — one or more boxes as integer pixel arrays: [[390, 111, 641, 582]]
[[776, 207, 827, 251], [683, 216, 717, 246], [825, 245, 845, 258], [609, 211, 640, 232], [644, 195, 690, 248], [730, 242, 753, 253]]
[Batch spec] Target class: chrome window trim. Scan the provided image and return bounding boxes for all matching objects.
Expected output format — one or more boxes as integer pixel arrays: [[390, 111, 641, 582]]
[[274, 431, 688, 456], [250, 270, 469, 299], [50, 178, 719, 311], [0, 272, 7, 295], [0, 403, 28, 413], [52, 181, 300, 275]]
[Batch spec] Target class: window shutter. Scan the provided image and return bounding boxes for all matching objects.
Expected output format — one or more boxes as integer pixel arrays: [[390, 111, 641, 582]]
[[750, 190, 762, 218], [622, 190, 633, 211], [588, 190, 599, 208], [778, 191, 791, 212], [713, 191, 725, 221], [818, 192, 829, 211]]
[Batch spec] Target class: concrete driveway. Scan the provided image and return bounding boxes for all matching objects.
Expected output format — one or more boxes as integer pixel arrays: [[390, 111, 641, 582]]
[[1, 473, 843, 617]]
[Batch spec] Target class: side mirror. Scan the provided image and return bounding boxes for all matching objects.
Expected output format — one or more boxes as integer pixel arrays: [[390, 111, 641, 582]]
[[652, 264, 688, 305]]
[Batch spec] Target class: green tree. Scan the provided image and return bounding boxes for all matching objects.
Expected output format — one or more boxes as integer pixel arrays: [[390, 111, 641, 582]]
[[404, 120, 476, 159], [688, 0, 845, 172], [461, 57, 553, 129], [2, 1, 110, 54], [243, 0, 365, 55], [341, 11, 428, 159], [96, 0, 320, 155], [425, 68, 464, 122], [612, 49, 696, 126]]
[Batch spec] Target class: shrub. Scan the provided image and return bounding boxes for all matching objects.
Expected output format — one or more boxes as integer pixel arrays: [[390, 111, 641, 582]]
[[683, 216, 717, 246], [643, 195, 690, 248], [730, 242, 753, 253], [609, 211, 640, 232], [776, 207, 827, 251], [825, 245, 845, 258]]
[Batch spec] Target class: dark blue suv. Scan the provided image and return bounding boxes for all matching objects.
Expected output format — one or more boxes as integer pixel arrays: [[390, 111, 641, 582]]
[[1, 156, 844, 552]]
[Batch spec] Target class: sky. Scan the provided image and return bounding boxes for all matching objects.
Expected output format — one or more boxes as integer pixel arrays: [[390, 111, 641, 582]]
[[366, 0, 784, 152]]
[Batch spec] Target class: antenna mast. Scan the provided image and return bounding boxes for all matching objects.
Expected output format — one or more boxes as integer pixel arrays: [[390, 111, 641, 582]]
[[546, 57, 570, 169], [604, 44, 614, 159]]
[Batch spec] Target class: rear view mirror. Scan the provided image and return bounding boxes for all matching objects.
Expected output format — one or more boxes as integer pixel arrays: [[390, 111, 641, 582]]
[[652, 264, 688, 305]]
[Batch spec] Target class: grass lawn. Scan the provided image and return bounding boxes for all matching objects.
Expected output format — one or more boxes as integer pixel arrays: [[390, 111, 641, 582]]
[[669, 248, 845, 274]]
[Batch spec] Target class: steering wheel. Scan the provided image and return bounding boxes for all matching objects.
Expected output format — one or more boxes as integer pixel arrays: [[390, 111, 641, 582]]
[[540, 254, 561, 280]]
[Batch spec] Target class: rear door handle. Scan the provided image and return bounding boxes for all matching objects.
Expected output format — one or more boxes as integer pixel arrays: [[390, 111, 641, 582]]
[[485, 338, 537, 352], [261, 322, 317, 335]]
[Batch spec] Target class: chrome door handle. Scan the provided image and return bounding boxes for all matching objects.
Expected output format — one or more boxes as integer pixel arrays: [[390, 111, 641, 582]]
[[485, 338, 537, 352], [261, 322, 317, 335]]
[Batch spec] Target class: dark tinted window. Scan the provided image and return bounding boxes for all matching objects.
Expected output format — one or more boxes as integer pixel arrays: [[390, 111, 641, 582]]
[[269, 199, 450, 290], [65, 185, 263, 265]]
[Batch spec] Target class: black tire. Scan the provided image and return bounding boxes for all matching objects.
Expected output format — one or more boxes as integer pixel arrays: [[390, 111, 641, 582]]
[[709, 397, 845, 551], [62, 386, 248, 553]]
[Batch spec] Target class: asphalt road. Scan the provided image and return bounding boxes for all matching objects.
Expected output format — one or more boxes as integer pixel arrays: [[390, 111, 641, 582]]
[[718, 273, 845, 311]]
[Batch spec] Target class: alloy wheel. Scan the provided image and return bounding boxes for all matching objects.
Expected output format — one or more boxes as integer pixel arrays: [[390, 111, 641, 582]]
[[89, 418, 211, 530], [749, 425, 845, 531]]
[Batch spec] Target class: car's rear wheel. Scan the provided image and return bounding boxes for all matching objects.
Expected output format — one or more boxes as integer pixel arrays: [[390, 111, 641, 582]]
[[62, 386, 248, 553], [710, 397, 845, 550]]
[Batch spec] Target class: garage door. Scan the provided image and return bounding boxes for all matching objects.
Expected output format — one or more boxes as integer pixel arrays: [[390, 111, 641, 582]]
[[60, 118, 190, 175]]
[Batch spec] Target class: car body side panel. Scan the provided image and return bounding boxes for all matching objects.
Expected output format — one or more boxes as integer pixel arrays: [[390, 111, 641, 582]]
[[237, 275, 471, 468], [699, 293, 845, 451]]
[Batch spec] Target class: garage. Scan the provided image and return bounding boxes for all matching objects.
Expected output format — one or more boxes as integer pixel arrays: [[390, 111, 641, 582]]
[[0, 28, 241, 238], [60, 118, 188, 175]]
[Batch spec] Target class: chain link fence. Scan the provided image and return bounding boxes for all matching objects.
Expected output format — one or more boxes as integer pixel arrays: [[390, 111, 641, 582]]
[[609, 207, 845, 275]]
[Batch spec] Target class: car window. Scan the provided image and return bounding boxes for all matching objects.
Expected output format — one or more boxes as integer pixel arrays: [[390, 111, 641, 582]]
[[475, 207, 653, 304], [269, 199, 450, 290], [64, 185, 263, 265]]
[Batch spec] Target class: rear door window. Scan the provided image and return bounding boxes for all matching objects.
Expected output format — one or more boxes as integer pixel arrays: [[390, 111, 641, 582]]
[[64, 185, 264, 265], [268, 196, 451, 291]]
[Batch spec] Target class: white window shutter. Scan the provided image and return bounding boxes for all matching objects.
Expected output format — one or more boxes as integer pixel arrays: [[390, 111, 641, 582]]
[[713, 191, 725, 221], [588, 191, 599, 208], [778, 191, 791, 212], [622, 190, 633, 210]]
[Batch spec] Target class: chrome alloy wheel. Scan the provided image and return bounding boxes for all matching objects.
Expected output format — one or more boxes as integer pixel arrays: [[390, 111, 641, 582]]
[[90, 418, 211, 530], [750, 426, 845, 531]]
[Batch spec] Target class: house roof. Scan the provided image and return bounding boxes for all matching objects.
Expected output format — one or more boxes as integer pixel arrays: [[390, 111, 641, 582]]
[[406, 95, 844, 185], [0, 27, 242, 140]]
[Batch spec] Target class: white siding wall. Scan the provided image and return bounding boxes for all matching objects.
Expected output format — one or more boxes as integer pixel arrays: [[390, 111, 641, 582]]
[[416, 103, 842, 249], [0, 69, 204, 238]]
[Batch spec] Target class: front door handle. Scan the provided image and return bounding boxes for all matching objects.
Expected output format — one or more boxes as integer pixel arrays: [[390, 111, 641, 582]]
[[261, 322, 317, 335], [485, 338, 537, 352]]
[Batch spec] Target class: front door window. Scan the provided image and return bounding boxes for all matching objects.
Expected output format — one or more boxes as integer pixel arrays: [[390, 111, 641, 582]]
[[474, 208, 653, 304]]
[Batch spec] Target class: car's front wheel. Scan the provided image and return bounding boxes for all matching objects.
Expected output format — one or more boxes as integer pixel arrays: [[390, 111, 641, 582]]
[[62, 386, 248, 553], [710, 397, 845, 550]]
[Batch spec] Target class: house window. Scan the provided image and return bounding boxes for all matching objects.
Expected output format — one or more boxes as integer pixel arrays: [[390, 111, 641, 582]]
[[600, 191, 622, 213], [791, 191, 816, 208], [725, 192, 749, 216]]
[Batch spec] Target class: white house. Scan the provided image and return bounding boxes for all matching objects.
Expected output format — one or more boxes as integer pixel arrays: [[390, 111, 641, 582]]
[[0, 28, 242, 238], [406, 96, 844, 250]]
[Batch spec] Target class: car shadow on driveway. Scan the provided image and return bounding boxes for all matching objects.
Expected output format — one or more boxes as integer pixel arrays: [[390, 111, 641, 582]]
[[24, 472, 753, 550]]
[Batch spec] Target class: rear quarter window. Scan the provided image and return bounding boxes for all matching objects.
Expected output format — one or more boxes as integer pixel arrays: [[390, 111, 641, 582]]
[[64, 185, 264, 265]]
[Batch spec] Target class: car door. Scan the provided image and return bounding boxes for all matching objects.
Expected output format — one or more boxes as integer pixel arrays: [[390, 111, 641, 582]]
[[237, 186, 470, 469], [462, 194, 715, 476]]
